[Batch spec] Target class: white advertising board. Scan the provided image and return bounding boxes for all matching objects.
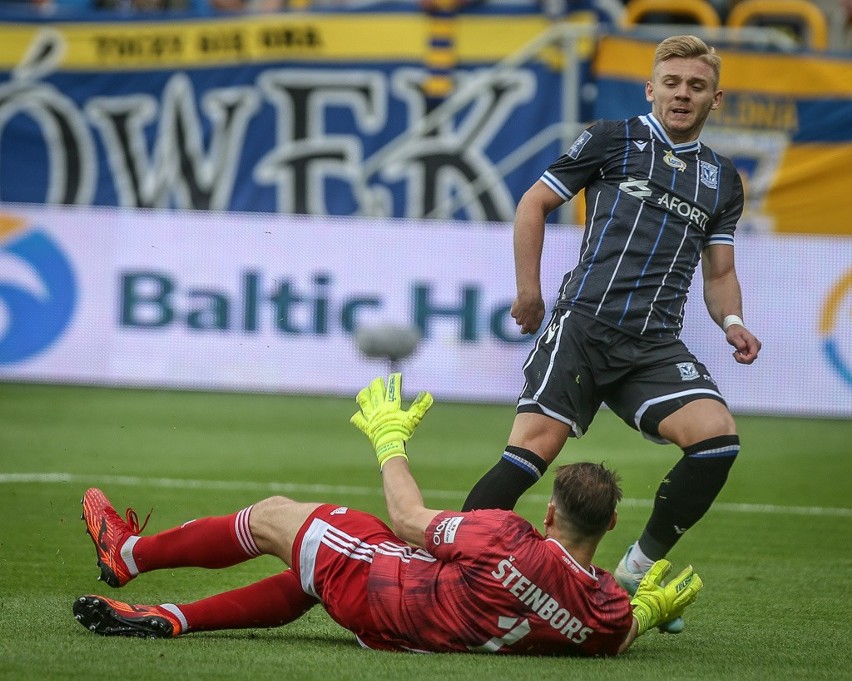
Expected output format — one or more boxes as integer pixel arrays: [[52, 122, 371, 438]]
[[1, 204, 850, 418]]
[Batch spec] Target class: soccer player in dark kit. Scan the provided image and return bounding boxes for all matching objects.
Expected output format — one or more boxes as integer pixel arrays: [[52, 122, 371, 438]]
[[461, 35, 761, 633]]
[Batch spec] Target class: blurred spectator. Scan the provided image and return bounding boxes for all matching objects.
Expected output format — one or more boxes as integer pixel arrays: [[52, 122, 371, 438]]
[[93, 0, 191, 8], [809, 0, 852, 50], [207, 0, 283, 11], [0, 0, 93, 10]]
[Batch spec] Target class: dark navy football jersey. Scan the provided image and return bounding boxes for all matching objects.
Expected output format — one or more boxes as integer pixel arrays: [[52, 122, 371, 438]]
[[540, 113, 743, 339]]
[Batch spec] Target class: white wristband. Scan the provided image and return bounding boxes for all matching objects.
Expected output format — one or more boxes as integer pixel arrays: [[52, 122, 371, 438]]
[[722, 315, 744, 331]]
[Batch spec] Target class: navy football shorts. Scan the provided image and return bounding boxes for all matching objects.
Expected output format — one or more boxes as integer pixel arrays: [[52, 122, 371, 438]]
[[517, 308, 727, 443]]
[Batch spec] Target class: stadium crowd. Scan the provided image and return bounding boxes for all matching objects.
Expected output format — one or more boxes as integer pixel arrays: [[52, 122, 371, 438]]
[[1, 0, 848, 52]]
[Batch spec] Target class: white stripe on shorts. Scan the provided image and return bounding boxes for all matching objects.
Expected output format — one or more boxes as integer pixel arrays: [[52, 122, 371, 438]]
[[634, 388, 724, 444], [299, 518, 378, 598], [376, 541, 435, 564], [532, 309, 570, 405], [517, 398, 584, 438], [298, 518, 438, 598], [321, 524, 377, 563]]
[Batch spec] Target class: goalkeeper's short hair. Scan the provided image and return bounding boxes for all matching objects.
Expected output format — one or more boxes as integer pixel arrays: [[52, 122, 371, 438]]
[[551, 462, 623, 536]]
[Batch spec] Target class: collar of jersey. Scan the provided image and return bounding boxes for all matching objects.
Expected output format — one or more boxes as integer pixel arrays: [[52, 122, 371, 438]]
[[545, 537, 598, 584], [641, 113, 702, 154]]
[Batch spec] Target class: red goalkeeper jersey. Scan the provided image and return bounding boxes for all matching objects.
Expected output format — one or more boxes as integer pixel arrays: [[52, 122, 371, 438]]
[[361, 509, 632, 655]]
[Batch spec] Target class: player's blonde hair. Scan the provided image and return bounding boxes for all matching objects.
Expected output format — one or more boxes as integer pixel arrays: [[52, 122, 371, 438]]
[[653, 35, 721, 87]]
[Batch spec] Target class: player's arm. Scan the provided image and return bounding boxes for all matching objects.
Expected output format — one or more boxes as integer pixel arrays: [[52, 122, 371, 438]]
[[702, 244, 761, 364], [617, 619, 640, 654], [380, 457, 441, 547], [512, 181, 565, 335], [350, 374, 440, 547]]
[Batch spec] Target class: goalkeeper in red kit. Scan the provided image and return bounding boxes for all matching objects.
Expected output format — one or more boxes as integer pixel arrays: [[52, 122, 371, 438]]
[[73, 374, 702, 655]]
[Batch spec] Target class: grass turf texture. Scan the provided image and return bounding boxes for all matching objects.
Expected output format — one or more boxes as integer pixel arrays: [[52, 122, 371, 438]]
[[1, 382, 850, 681]]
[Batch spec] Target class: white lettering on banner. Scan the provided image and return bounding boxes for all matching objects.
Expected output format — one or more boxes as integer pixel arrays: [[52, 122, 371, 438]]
[[1, 206, 850, 418], [376, 69, 534, 221], [0, 74, 97, 205], [254, 69, 386, 216], [86, 74, 260, 211], [491, 557, 593, 644], [0, 32, 535, 221]]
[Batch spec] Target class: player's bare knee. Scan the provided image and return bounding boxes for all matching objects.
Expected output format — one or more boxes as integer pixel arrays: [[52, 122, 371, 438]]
[[251, 497, 322, 564], [691, 413, 736, 443], [508, 412, 572, 464], [658, 399, 736, 445], [253, 495, 295, 519], [249, 497, 294, 554]]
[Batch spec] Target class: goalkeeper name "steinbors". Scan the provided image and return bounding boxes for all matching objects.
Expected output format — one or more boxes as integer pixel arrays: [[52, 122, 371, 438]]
[[491, 557, 593, 643]]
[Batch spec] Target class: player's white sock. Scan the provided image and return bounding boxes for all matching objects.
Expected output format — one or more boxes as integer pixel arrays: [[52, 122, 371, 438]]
[[120, 535, 141, 577], [627, 542, 655, 574]]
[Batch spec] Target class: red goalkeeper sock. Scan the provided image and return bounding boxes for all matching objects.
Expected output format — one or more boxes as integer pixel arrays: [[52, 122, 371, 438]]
[[132, 506, 261, 573], [178, 570, 317, 632]]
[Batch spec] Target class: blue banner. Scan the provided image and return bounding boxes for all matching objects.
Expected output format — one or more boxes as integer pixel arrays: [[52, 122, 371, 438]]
[[0, 10, 595, 222], [0, 12, 850, 232]]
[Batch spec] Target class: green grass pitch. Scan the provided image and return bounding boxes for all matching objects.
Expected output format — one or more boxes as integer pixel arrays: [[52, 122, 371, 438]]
[[0, 382, 850, 680]]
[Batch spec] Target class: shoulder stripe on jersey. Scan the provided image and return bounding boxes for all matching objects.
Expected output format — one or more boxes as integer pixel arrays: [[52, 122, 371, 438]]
[[541, 171, 573, 200], [706, 234, 734, 246]]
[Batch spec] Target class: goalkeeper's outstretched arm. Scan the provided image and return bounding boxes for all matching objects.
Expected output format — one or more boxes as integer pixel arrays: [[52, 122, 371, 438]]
[[380, 457, 442, 547], [350, 373, 441, 547]]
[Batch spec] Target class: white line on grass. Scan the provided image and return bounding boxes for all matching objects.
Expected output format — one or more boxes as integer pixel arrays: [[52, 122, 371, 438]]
[[2, 472, 851, 518]]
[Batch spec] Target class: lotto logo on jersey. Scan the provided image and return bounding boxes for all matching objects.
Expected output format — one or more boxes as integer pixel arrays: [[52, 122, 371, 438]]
[[432, 516, 463, 545]]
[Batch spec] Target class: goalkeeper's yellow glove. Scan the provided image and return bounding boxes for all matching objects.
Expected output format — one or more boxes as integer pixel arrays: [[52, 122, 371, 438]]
[[350, 373, 434, 470], [630, 560, 704, 636]]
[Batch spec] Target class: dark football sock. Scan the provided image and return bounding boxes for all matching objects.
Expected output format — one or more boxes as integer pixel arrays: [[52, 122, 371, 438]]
[[462, 446, 548, 511], [639, 435, 740, 559]]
